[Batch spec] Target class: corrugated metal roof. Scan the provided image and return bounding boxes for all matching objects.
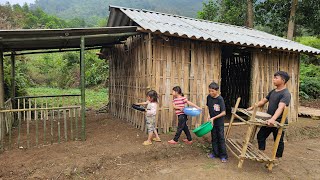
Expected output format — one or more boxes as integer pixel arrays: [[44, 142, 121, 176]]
[[0, 26, 138, 52], [107, 6, 320, 55]]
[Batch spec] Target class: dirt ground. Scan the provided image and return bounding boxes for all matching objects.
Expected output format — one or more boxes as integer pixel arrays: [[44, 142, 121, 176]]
[[1, 111, 320, 180], [300, 99, 320, 109]]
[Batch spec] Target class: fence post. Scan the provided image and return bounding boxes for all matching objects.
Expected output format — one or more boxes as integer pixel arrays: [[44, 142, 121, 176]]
[[80, 36, 86, 141], [0, 48, 5, 150]]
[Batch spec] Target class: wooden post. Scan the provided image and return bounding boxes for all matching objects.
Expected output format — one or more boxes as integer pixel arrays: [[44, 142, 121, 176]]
[[64, 109, 67, 141], [10, 52, 17, 126], [268, 107, 289, 171], [238, 104, 258, 168], [0, 49, 4, 150], [226, 97, 241, 138], [80, 36, 86, 141]]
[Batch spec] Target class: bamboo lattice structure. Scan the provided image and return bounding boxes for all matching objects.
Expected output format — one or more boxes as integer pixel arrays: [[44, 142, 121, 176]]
[[109, 34, 299, 133], [0, 95, 82, 151]]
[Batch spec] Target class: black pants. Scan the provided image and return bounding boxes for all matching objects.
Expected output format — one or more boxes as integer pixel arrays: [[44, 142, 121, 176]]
[[257, 126, 285, 158], [173, 114, 192, 142], [211, 126, 228, 159]]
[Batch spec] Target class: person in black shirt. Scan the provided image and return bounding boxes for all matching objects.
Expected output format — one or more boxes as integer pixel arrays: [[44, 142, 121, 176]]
[[247, 71, 291, 163], [206, 82, 228, 163]]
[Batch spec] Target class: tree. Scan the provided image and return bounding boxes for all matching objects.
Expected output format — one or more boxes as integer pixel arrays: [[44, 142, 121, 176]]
[[246, 0, 254, 28], [287, 0, 298, 40], [197, 0, 220, 22], [197, 0, 247, 26]]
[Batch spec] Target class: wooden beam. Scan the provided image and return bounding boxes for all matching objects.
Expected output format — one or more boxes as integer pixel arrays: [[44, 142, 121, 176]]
[[80, 36, 86, 141], [0, 32, 140, 43], [3, 46, 106, 57]]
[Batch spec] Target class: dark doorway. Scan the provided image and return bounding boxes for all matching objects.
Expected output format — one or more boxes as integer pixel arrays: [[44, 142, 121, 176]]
[[220, 46, 251, 114]]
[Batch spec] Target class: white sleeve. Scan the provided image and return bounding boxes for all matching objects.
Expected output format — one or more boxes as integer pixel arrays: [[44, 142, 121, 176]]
[[146, 103, 157, 116]]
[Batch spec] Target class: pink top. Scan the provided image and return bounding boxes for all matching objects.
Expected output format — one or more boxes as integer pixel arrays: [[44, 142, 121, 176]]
[[173, 97, 187, 115]]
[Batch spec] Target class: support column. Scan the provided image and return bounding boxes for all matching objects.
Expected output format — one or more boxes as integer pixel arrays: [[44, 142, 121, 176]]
[[0, 48, 4, 149], [80, 37, 86, 141], [11, 52, 17, 126]]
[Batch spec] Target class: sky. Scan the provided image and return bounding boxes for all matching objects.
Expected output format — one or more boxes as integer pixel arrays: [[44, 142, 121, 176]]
[[0, 0, 35, 5]]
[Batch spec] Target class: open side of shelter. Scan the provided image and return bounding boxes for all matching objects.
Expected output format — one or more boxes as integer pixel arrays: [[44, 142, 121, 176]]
[[0, 26, 139, 151]]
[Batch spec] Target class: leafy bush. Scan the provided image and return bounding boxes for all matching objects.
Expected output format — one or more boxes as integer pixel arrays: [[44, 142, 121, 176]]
[[24, 50, 108, 89], [3, 57, 30, 100], [299, 63, 320, 99]]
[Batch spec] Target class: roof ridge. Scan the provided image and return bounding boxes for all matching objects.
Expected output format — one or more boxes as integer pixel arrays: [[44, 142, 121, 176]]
[[109, 5, 255, 30]]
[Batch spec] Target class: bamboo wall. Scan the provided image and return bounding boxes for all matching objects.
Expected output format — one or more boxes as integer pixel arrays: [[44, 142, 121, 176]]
[[109, 35, 300, 133], [250, 50, 299, 122], [109, 34, 221, 133]]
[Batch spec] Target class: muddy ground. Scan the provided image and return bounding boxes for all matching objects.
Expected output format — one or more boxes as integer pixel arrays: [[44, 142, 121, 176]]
[[0, 112, 320, 180]]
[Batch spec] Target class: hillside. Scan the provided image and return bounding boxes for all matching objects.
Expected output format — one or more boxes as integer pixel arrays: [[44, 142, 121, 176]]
[[31, 0, 205, 26]]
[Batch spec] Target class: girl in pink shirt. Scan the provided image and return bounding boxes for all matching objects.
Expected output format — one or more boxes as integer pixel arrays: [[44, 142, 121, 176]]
[[168, 86, 201, 144]]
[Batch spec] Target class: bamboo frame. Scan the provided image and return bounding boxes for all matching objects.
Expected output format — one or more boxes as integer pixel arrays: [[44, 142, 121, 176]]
[[0, 93, 82, 151], [226, 98, 290, 171], [109, 34, 221, 132], [250, 50, 299, 122]]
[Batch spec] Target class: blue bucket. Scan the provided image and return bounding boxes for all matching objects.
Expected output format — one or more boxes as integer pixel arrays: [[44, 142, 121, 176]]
[[183, 107, 201, 117]]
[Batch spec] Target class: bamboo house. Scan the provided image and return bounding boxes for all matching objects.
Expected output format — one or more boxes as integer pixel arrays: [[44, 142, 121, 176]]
[[104, 6, 320, 133]]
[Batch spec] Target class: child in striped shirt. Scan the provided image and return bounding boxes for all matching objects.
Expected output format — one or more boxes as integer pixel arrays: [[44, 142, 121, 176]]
[[168, 86, 201, 145]]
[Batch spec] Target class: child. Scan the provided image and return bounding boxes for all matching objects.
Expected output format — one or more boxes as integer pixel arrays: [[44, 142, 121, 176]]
[[168, 86, 201, 145], [247, 71, 291, 164], [206, 82, 228, 163], [135, 90, 161, 146]]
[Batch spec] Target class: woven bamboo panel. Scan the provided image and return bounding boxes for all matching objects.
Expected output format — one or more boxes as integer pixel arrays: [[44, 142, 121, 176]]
[[250, 50, 299, 122], [109, 35, 221, 132]]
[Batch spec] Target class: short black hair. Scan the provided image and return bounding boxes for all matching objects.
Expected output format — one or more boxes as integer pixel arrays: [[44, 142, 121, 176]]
[[146, 90, 158, 102], [274, 71, 290, 83], [209, 82, 219, 90]]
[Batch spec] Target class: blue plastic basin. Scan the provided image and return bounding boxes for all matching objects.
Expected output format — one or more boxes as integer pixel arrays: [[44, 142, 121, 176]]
[[183, 107, 201, 116]]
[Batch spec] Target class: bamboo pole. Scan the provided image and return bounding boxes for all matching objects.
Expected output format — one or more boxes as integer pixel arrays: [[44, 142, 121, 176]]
[[64, 109, 67, 141], [0, 49, 4, 150], [70, 108, 73, 140], [75, 108, 78, 139], [58, 110, 61, 143], [23, 98, 26, 121], [10, 52, 16, 126], [80, 36, 86, 141], [238, 104, 258, 168], [226, 97, 241, 138], [35, 99, 38, 146], [50, 110, 54, 144], [43, 108, 46, 144], [17, 111, 21, 148], [27, 99, 31, 148], [268, 107, 289, 171]]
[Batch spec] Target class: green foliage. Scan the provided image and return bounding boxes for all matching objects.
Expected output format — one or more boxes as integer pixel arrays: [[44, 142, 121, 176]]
[[3, 57, 31, 100], [32, 0, 204, 26], [27, 87, 108, 109], [0, 3, 86, 29], [197, 0, 247, 26], [295, 36, 320, 65], [197, 0, 220, 22], [299, 63, 320, 99], [24, 51, 108, 89], [255, 0, 291, 37], [255, 0, 320, 37]]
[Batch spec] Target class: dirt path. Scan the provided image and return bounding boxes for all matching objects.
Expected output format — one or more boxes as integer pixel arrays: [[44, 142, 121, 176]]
[[0, 112, 320, 180]]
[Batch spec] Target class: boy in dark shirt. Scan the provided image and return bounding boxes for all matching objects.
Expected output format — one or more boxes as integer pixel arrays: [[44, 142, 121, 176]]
[[247, 71, 291, 163], [206, 82, 228, 163]]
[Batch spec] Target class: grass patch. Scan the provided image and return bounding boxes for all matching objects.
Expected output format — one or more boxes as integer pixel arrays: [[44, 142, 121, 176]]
[[27, 87, 108, 109]]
